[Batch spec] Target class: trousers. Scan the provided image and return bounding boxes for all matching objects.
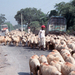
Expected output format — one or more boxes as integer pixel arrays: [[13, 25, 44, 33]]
[[39, 37, 46, 48]]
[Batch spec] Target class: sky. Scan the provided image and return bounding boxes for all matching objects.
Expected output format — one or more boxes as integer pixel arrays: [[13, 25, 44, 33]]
[[0, 0, 71, 25]]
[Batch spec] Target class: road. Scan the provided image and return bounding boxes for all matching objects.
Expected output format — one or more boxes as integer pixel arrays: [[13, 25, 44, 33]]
[[0, 32, 51, 75]]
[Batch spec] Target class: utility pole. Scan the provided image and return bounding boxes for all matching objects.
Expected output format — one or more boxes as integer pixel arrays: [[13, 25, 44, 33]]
[[21, 13, 23, 32], [10, 25, 11, 31]]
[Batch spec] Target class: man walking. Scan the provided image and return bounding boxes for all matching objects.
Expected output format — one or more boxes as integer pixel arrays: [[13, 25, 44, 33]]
[[38, 25, 46, 50]]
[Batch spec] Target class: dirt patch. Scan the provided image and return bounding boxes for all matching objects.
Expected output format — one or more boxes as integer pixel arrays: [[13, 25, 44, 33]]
[[0, 47, 10, 73]]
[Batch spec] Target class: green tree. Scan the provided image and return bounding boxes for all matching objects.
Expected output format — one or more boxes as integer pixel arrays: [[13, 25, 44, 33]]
[[14, 8, 46, 26], [0, 14, 6, 25], [4, 22, 14, 31], [28, 21, 40, 33], [54, 1, 75, 29], [49, 10, 58, 17]]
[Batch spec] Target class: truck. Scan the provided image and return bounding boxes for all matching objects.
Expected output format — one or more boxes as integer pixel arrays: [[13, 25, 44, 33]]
[[47, 16, 67, 34], [1, 24, 8, 32]]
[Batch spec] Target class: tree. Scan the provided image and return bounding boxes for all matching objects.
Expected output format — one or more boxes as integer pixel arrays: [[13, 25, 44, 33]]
[[4, 22, 14, 31], [28, 21, 40, 33], [49, 10, 58, 17], [71, 0, 75, 6], [14, 8, 46, 26], [54, 1, 75, 29], [55, 2, 66, 15], [0, 14, 6, 25]]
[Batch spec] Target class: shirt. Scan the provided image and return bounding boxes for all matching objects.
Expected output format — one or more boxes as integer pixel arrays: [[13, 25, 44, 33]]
[[38, 30, 45, 38]]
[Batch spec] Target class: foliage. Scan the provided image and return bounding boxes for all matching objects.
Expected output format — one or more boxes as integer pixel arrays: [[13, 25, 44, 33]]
[[49, 10, 58, 17], [14, 8, 47, 27], [13, 25, 21, 30], [14, 0, 75, 32], [29, 21, 40, 28], [0, 14, 6, 25], [28, 21, 40, 33], [4, 22, 14, 31], [54, 0, 75, 29]]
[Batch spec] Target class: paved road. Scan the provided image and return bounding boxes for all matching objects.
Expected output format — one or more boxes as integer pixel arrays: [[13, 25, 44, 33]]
[[0, 32, 51, 75]]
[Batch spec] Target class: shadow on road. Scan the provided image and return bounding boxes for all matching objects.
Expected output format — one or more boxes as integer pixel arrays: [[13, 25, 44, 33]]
[[18, 72, 30, 75]]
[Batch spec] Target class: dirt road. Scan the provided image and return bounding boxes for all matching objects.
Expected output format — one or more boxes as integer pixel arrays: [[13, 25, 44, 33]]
[[0, 44, 50, 75]]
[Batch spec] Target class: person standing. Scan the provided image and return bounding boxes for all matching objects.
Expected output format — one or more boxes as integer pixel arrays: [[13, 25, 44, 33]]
[[28, 27, 30, 33], [38, 25, 46, 50], [6, 28, 9, 34]]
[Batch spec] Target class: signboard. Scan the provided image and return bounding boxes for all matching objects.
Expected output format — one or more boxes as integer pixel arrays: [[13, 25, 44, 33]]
[[49, 25, 66, 32]]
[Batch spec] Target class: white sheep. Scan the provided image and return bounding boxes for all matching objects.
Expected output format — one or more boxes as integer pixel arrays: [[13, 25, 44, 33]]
[[50, 60, 62, 72], [47, 54, 59, 64], [29, 55, 40, 75], [38, 55, 48, 64], [61, 62, 75, 75], [39, 63, 62, 75], [69, 71, 75, 75]]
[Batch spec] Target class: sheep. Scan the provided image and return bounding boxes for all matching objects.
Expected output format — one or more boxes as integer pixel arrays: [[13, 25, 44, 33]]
[[55, 44, 68, 51], [64, 53, 75, 64], [29, 55, 40, 75], [60, 49, 70, 55], [69, 71, 75, 75], [60, 39, 66, 45], [60, 49, 71, 59], [4, 36, 12, 45], [61, 62, 75, 75], [67, 43, 75, 50], [39, 63, 62, 75], [47, 54, 59, 64], [11, 35, 21, 46], [54, 39, 60, 45], [48, 50, 65, 63], [38, 55, 48, 64], [50, 60, 62, 72], [72, 53, 75, 60], [60, 49, 75, 64], [21, 36, 27, 46], [33, 36, 39, 48], [0, 36, 5, 45]]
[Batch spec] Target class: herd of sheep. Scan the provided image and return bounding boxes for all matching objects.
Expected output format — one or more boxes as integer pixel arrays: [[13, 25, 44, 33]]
[[29, 48, 75, 75], [0, 30, 75, 75], [29, 32, 75, 75], [0, 30, 75, 51]]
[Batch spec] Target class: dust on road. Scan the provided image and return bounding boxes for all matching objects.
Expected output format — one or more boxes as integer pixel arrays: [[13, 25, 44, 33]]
[[0, 44, 50, 75]]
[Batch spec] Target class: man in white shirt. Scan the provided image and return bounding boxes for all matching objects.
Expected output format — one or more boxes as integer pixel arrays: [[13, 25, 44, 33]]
[[28, 27, 30, 33], [6, 28, 9, 34], [38, 25, 46, 50]]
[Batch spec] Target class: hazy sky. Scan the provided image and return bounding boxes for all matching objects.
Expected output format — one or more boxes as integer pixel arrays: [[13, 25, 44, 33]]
[[0, 0, 71, 25]]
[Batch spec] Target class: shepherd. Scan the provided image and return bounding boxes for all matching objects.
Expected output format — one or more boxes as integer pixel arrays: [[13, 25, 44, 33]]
[[38, 25, 46, 50]]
